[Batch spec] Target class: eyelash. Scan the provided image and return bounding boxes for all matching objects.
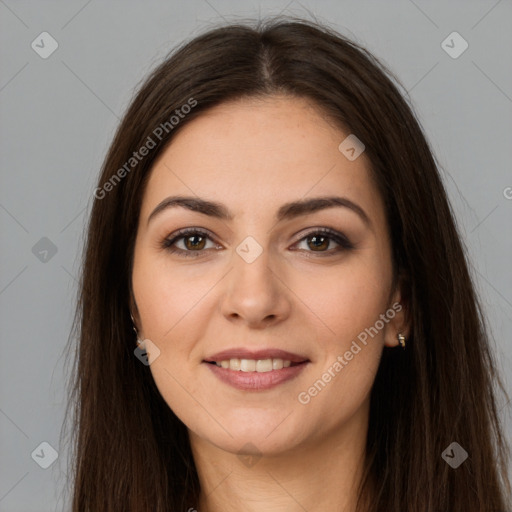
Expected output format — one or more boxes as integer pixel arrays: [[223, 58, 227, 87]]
[[160, 227, 354, 258]]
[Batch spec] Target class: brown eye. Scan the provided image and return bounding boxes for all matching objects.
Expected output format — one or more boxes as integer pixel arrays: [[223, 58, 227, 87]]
[[161, 228, 218, 257], [293, 228, 354, 256], [183, 233, 207, 250], [161, 227, 353, 258], [306, 234, 330, 251]]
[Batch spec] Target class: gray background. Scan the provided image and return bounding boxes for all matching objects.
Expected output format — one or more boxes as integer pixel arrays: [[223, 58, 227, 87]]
[[1, 0, 511, 510]]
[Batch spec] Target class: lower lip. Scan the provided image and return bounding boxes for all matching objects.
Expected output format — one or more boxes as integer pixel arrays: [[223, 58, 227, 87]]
[[203, 361, 309, 391]]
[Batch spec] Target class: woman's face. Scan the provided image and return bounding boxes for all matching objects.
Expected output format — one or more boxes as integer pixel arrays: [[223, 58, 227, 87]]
[[131, 95, 405, 456]]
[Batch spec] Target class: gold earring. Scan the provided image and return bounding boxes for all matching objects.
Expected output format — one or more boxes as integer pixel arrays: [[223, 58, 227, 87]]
[[130, 313, 145, 348], [130, 312, 138, 335], [397, 333, 406, 349]]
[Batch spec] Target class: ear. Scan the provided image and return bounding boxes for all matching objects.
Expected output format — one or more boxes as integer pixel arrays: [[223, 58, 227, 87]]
[[383, 272, 412, 348]]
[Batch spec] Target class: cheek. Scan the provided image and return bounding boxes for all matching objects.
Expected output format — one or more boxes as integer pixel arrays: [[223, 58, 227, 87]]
[[291, 253, 391, 402], [132, 250, 215, 343], [131, 253, 220, 413], [296, 350, 379, 439], [292, 254, 392, 343], [293, 265, 388, 428], [132, 256, 211, 422]]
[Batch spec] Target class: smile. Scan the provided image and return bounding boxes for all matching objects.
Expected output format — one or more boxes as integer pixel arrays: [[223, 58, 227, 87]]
[[207, 358, 301, 371], [203, 359, 310, 391]]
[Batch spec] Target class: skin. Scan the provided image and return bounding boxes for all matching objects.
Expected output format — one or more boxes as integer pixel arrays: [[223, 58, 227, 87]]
[[131, 95, 410, 512]]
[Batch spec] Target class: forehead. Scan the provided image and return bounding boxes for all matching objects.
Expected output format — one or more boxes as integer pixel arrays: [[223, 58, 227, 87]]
[[140, 95, 383, 224]]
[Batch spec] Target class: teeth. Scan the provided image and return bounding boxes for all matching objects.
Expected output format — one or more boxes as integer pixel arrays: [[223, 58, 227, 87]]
[[213, 358, 295, 372], [273, 358, 283, 370], [240, 359, 256, 372], [256, 359, 272, 372]]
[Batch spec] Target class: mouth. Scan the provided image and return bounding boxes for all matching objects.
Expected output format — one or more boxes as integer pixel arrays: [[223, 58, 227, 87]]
[[204, 359, 308, 371], [203, 350, 311, 391], [203, 347, 310, 369]]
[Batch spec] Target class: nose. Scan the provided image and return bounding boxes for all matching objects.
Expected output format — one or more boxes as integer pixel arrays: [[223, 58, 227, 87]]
[[220, 243, 292, 329]]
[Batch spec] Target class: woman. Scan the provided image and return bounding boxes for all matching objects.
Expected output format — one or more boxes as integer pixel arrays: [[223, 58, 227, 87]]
[[61, 15, 511, 511]]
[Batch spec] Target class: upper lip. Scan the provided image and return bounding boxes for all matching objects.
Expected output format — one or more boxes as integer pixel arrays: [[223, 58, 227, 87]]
[[204, 348, 309, 363]]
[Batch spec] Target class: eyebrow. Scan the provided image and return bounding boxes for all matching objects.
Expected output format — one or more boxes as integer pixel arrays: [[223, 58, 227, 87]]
[[147, 195, 372, 228]]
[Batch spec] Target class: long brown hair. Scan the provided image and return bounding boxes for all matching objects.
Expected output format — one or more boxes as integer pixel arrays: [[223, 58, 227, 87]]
[[60, 15, 511, 511]]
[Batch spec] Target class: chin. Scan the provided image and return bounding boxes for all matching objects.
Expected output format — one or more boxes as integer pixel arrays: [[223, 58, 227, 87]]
[[198, 422, 304, 458]]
